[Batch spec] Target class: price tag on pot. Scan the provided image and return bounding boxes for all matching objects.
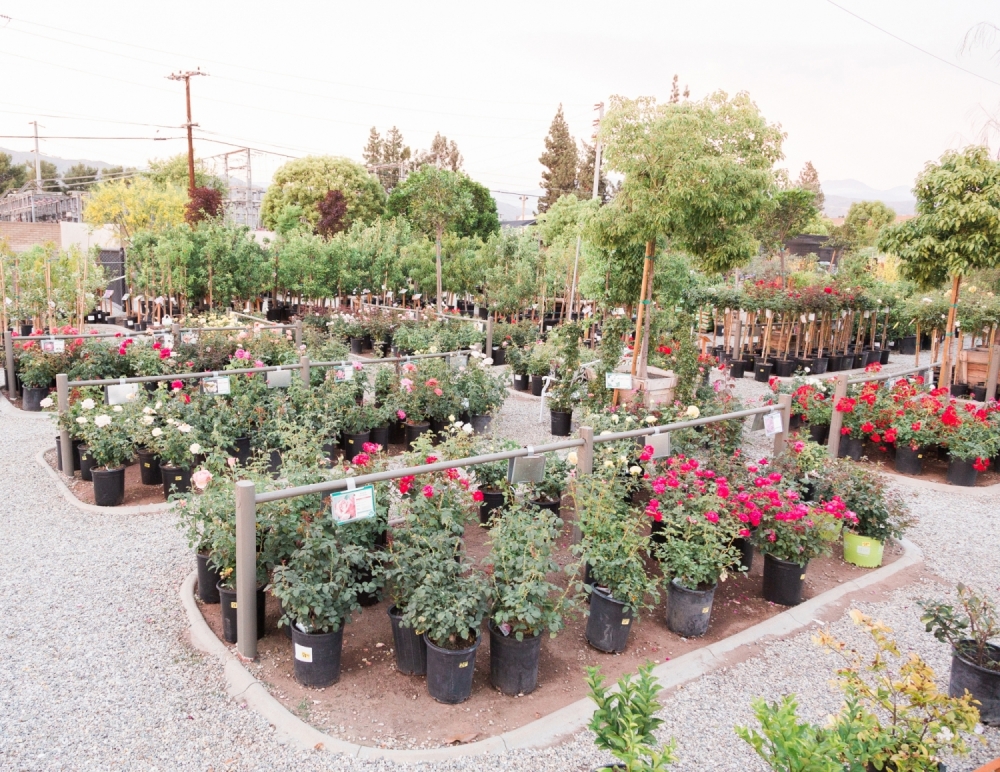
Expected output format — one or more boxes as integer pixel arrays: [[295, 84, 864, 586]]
[[107, 383, 139, 405], [332, 366, 353, 383], [202, 376, 231, 396], [855, 541, 872, 555], [294, 644, 313, 663], [331, 484, 376, 525], [644, 431, 672, 460], [763, 411, 783, 437], [605, 372, 632, 390], [508, 454, 545, 485], [267, 369, 292, 389]]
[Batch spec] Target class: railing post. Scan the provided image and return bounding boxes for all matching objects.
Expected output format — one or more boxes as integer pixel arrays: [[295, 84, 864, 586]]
[[485, 313, 494, 364], [985, 345, 1000, 403], [773, 393, 792, 456], [294, 320, 303, 348], [56, 373, 74, 476], [574, 425, 594, 544], [826, 373, 849, 459], [235, 480, 258, 660], [4, 330, 16, 399], [170, 322, 181, 343], [299, 355, 310, 386]]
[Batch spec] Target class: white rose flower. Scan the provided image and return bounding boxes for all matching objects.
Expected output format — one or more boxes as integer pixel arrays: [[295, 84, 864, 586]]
[[81, 398, 96, 410], [463, 423, 473, 434], [112, 405, 123, 412], [611, 415, 620, 424], [685, 405, 700, 419], [629, 465, 642, 476], [39, 397, 53, 408], [155, 401, 162, 409], [166, 418, 176, 425], [178, 423, 192, 433], [599, 430, 613, 436], [603, 460, 614, 468], [645, 415, 657, 424], [448, 414, 456, 422], [189, 443, 202, 455], [76, 416, 87, 425], [143, 407, 154, 415], [625, 416, 634, 423], [141, 415, 154, 425], [567, 451, 578, 465], [151, 428, 163, 437], [94, 415, 112, 428], [482, 358, 493, 366]]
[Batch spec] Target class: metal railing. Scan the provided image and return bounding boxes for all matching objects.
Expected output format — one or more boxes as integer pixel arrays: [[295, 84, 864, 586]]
[[52, 349, 470, 478], [230, 398, 792, 658]]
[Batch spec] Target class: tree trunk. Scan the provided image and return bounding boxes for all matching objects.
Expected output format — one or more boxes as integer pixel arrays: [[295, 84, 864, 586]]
[[435, 227, 443, 316], [940, 274, 962, 389], [630, 240, 655, 378]]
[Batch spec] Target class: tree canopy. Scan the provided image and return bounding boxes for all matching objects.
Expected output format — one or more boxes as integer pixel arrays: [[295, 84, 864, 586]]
[[0, 152, 27, 194], [833, 200, 896, 253], [83, 176, 188, 243], [260, 155, 386, 232], [538, 104, 578, 213]]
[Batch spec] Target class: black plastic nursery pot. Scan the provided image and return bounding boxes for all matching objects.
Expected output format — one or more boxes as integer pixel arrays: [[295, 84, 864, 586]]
[[196, 552, 221, 604], [405, 420, 431, 449], [470, 414, 492, 435], [550, 409, 573, 436], [838, 436, 864, 461], [291, 625, 345, 688], [827, 354, 843, 372], [946, 457, 978, 487], [232, 437, 252, 466], [217, 583, 267, 644], [341, 430, 371, 461], [55, 435, 82, 472], [773, 358, 796, 378], [863, 349, 880, 367], [530, 375, 545, 397], [754, 362, 773, 383], [424, 633, 481, 704], [899, 335, 917, 355], [78, 445, 95, 482], [894, 445, 924, 476], [529, 495, 560, 517], [666, 579, 716, 638], [761, 553, 807, 606], [852, 352, 865, 369], [91, 466, 125, 507], [586, 587, 633, 653], [512, 373, 530, 392], [350, 337, 364, 355], [950, 382, 970, 398], [729, 361, 746, 379], [971, 384, 988, 402], [812, 356, 829, 375], [949, 642, 1000, 725], [137, 449, 162, 485], [21, 386, 48, 412], [733, 536, 754, 573], [808, 423, 830, 446], [370, 424, 390, 449], [429, 416, 448, 440], [267, 449, 283, 476], [479, 488, 506, 525], [19, 323, 32, 336], [491, 346, 506, 366], [160, 463, 191, 497], [879, 349, 891, 365], [388, 605, 426, 675], [794, 356, 814, 374], [389, 419, 406, 445], [489, 621, 542, 696]]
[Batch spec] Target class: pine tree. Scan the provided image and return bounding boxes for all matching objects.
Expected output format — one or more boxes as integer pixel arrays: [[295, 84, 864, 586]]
[[362, 127, 383, 167], [578, 141, 609, 204], [414, 133, 462, 172], [668, 74, 690, 104], [797, 161, 824, 211], [538, 104, 578, 213]]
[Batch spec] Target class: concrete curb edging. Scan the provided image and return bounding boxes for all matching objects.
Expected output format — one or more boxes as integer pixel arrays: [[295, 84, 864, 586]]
[[35, 450, 174, 515], [181, 538, 923, 762]]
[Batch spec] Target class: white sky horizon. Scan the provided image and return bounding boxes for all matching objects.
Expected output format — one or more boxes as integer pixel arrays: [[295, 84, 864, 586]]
[[0, 0, 998, 210]]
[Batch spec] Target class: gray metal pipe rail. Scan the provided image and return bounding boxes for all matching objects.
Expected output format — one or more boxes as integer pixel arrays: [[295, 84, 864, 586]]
[[232, 397, 793, 658]]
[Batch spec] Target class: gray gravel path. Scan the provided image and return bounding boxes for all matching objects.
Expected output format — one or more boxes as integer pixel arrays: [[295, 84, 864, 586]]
[[1, 352, 998, 771]]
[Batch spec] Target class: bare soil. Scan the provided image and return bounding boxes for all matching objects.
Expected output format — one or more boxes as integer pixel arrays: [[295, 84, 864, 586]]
[[195, 501, 904, 751], [43, 447, 167, 507]]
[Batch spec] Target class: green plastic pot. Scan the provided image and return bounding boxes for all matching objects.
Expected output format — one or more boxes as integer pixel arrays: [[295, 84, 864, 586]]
[[843, 531, 884, 568]]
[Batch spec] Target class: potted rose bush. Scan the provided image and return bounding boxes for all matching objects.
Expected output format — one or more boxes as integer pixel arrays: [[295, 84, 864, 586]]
[[78, 402, 137, 506], [147, 392, 204, 497], [938, 401, 997, 486], [889, 385, 944, 476], [646, 456, 741, 637]]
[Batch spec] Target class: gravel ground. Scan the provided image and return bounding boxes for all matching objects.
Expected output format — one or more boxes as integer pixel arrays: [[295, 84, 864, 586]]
[[1, 352, 998, 772]]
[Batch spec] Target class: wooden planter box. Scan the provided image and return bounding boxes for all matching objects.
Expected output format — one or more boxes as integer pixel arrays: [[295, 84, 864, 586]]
[[958, 347, 991, 385]]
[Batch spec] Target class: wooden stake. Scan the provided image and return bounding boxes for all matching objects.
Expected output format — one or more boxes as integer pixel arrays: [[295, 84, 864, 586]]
[[630, 240, 654, 378], [939, 274, 962, 390]]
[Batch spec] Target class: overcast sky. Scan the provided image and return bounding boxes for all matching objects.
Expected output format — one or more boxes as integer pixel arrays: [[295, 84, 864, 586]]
[[1, 0, 998, 207]]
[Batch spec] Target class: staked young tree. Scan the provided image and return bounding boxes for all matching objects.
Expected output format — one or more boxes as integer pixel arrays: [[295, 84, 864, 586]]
[[754, 187, 818, 287], [0, 152, 28, 194], [797, 161, 824, 212], [538, 104, 578, 213]]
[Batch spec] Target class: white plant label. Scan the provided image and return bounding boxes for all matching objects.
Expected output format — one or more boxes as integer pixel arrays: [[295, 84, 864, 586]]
[[763, 412, 783, 437], [331, 485, 376, 525], [855, 542, 871, 555], [42, 339, 65, 353], [332, 366, 353, 383], [645, 432, 672, 460], [107, 383, 139, 405], [181, 332, 199, 345], [202, 376, 231, 396], [267, 369, 292, 389], [294, 644, 313, 663], [605, 372, 632, 390]]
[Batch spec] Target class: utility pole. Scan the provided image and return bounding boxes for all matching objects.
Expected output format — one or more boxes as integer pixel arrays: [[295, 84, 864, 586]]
[[519, 195, 528, 221], [167, 69, 208, 193], [30, 121, 41, 190]]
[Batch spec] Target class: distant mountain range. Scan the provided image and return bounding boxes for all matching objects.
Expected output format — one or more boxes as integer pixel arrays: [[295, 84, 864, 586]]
[[0, 147, 118, 174], [821, 179, 915, 218]]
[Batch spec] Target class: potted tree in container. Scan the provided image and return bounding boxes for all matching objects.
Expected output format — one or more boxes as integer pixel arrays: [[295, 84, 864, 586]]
[[505, 345, 531, 392], [548, 323, 583, 436], [647, 457, 741, 637], [573, 472, 659, 653], [586, 663, 678, 772], [484, 502, 567, 696], [78, 402, 137, 506], [528, 347, 550, 397], [920, 583, 1000, 726], [270, 519, 378, 688], [814, 459, 911, 568]]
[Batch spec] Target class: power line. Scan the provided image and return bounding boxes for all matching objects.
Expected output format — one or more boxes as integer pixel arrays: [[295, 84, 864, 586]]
[[823, 0, 1000, 89], [0, 134, 183, 140]]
